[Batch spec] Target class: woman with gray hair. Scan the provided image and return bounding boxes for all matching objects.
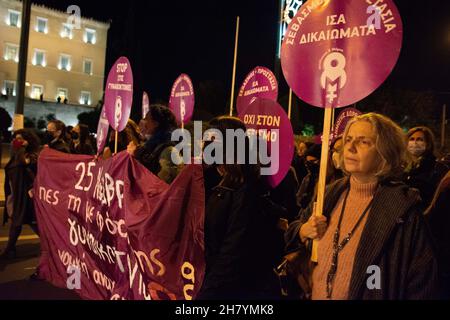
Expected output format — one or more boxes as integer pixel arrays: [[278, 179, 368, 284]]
[[285, 113, 438, 300]]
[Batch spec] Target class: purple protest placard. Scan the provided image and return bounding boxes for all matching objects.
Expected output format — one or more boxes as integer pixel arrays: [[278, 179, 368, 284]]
[[281, 0, 403, 108], [142, 91, 150, 119], [236, 66, 279, 115], [105, 57, 134, 131], [169, 74, 195, 125], [239, 98, 295, 189], [333, 107, 362, 138], [96, 105, 109, 155]]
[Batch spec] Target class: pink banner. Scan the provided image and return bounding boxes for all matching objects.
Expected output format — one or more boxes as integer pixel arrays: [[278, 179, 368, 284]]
[[34, 148, 205, 300]]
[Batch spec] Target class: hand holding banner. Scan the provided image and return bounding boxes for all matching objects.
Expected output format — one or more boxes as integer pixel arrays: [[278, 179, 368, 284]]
[[281, 0, 403, 262]]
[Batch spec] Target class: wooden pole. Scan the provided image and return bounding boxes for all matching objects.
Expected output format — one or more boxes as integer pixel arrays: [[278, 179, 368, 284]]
[[311, 107, 333, 262], [288, 88, 293, 120], [442, 104, 447, 151], [114, 130, 118, 155], [229, 16, 240, 117]]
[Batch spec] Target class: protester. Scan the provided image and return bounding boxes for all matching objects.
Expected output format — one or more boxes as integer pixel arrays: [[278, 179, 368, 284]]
[[65, 125, 74, 147], [270, 168, 300, 224], [70, 124, 95, 155], [292, 140, 313, 186], [1, 129, 41, 259], [404, 126, 448, 207], [285, 113, 438, 300], [197, 116, 283, 300], [129, 104, 183, 184], [425, 170, 450, 299], [296, 144, 321, 210], [103, 119, 142, 158], [46, 120, 70, 153]]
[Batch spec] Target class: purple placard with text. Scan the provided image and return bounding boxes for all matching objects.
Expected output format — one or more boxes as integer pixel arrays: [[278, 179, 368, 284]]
[[333, 107, 362, 138], [169, 74, 195, 125], [239, 98, 295, 189], [281, 0, 403, 108], [236, 66, 279, 115], [142, 92, 150, 119], [96, 105, 109, 155], [105, 57, 134, 131]]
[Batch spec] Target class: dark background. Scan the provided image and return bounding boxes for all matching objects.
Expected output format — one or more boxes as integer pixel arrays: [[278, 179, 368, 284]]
[[32, 0, 450, 138]]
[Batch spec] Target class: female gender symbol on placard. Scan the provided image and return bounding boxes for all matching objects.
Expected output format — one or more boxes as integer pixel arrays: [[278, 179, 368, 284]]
[[104, 56, 133, 132], [169, 74, 195, 125]]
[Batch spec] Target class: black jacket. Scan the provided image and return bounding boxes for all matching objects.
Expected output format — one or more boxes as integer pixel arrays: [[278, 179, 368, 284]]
[[405, 154, 448, 207], [3, 149, 38, 227], [426, 176, 450, 298], [49, 138, 70, 154], [198, 182, 284, 300], [285, 177, 439, 300]]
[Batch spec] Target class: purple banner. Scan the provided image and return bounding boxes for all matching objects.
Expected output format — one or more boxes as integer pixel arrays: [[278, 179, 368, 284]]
[[96, 106, 109, 155], [281, 0, 403, 108], [333, 107, 362, 138], [142, 92, 150, 119], [34, 148, 205, 300], [169, 74, 195, 125], [236, 66, 279, 115], [239, 98, 295, 188], [105, 57, 134, 131]]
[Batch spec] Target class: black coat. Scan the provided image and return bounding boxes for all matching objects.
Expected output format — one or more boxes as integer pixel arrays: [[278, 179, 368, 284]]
[[49, 138, 70, 154], [426, 176, 450, 298], [198, 182, 284, 300], [405, 154, 448, 207], [285, 177, 439, 300], [3, 150, 38, 227]]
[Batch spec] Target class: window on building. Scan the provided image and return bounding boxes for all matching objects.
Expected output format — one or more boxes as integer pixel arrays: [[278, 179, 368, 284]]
[[80, 91, 91, 105], [33, 49, 46, 67], [31, 84, 44, 100], [4, 43, 19, 62], [84, 28, 96, 44], [58, 54, 71, 71], [36, 17, 48, 33], [7, 10, 20, 27], [57, 88, 68, 102], [83, 59, 93, 75], [61, 23, 73, 39], [2, 80, 16, 96]]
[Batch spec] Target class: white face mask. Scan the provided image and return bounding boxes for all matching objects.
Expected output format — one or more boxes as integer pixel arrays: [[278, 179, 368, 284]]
[[408, 141, 426, 157]]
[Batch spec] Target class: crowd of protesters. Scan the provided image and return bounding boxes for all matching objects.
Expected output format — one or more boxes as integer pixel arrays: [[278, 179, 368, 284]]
[[1, 105, 449, 300]]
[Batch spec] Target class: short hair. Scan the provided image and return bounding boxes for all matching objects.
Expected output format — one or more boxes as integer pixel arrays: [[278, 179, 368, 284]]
[[340, 113, 411, 180], [407, 126, 436, 157]]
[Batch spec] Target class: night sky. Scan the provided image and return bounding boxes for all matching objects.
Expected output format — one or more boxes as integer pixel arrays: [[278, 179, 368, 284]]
[[32, 0, 450, 133]]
